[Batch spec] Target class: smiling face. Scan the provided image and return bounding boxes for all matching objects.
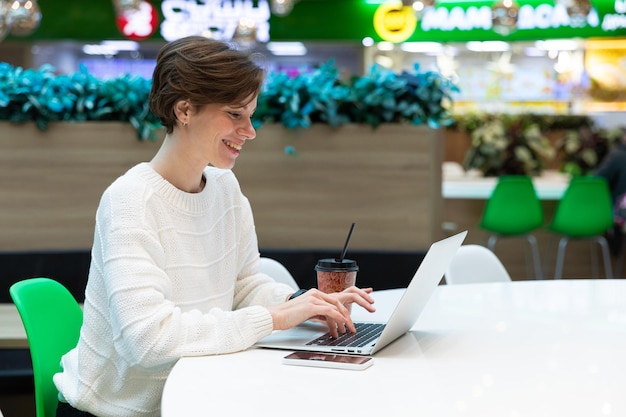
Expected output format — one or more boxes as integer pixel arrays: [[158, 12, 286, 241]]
[[183, 95, 257, 170], [148, 37, 265, 191]]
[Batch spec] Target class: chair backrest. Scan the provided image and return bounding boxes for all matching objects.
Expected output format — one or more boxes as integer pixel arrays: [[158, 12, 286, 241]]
[[549, 176, 614, 237], [9, 278, 83, 417], [445, 244, 512, 284], [442, 161, 465, 178], [480, 176, 544, 235], [259, 257, 299, 290]]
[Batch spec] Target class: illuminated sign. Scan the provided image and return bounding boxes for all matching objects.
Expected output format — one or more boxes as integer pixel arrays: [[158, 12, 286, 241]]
[[116, 0, 159, 41], [160, 0, 270, 42], [421, 3, 600, 32], [602, 0, 626, 29], [418, 0, 626, 38], [11, 0, 626, 43], [373, 2, 417, 42]]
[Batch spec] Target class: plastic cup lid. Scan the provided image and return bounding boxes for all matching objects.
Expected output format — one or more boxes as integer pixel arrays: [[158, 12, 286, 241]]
[[314, 258, 359, 272]]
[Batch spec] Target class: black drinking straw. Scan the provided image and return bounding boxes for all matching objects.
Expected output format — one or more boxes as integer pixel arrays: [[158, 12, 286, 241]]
[[337, 223, 356, 262]]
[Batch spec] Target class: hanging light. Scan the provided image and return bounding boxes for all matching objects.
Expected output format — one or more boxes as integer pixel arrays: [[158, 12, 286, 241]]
[[270, 0, 296, 16], [407, 0, 436, 20], [556, 0, 592, 27], [491, 0, 519, 36], [232, 17, 257, 49], [0, 0, 11, 42], [113, 0, 142, 14], [200, 28, 220, 39], [412, 0, 436, 20], [7, 0, 41, 36]]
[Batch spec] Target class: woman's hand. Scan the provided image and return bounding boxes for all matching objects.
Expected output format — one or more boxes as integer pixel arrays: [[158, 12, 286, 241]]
[[267, 287, 376, 338]]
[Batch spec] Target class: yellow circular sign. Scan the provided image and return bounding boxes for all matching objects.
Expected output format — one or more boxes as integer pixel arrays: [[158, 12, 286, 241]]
[[373, 2, 417, 43]]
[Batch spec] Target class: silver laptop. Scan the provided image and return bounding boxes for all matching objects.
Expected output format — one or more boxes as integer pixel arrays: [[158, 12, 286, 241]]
[[255, 230, 467, 356]]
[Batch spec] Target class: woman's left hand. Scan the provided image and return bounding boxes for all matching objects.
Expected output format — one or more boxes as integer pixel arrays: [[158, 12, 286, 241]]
[[267, 286, 376, 338]]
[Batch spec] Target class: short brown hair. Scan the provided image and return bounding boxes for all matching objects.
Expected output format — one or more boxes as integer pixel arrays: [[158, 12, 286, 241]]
[[149, 36, 266, 134]]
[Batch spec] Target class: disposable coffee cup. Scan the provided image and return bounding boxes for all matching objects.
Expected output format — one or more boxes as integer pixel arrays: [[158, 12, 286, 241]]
[[315, 258, 359, 294]]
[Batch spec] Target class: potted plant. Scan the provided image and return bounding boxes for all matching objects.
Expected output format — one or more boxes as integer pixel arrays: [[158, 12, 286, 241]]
[[0, 60, 459, 252], [0, 62, 164, 251], [254, 60, 458, 132], [0, 62, 161, 140], [554, 125, 622, 176], [0, 59, 459, 141], [460, 113, 555, 176]]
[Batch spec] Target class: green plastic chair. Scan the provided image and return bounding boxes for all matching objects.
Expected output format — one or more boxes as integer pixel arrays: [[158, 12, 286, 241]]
[[9, 278, 83, 417], [548, 176, 614, 279], [479, 175, 544, 279]]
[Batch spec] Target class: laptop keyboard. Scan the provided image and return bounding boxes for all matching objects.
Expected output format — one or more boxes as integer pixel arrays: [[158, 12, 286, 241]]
[[306, 322, 386, 347]]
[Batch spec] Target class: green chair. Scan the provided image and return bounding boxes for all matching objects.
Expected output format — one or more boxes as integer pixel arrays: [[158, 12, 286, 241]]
[[9, 278, 83, 417], [480, 175, 544, 279], [548, 176, 614, 279]]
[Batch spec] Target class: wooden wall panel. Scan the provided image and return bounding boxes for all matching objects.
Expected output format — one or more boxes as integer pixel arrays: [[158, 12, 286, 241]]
[[235, 124, 443, 250], [0, 123, 443, 252], [0, 122, 162, 251]]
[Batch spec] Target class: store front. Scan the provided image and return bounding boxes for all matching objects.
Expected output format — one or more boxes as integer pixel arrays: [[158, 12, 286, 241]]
[[2, 0, 626, 116]]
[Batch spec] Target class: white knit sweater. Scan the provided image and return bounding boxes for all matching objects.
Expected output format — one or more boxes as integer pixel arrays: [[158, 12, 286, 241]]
[[54, 163, 293, 417]]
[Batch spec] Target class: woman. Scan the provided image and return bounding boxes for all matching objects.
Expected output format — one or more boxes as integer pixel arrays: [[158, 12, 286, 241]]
[[594, 128, 626, 255], [53, 36, 376, 417]]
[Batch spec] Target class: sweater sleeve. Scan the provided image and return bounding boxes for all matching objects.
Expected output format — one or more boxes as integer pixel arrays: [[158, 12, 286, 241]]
[[89, 181, 275, 370], [229, 189, 295, 308]]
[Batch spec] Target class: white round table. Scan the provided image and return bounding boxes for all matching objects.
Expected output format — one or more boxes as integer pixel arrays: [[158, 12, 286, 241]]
[[162, 280, 626, 417]]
